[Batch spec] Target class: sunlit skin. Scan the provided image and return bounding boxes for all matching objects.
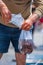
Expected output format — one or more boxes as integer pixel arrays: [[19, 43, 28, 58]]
[[21, 14, 39, 30], [1, 7, 11, 24]]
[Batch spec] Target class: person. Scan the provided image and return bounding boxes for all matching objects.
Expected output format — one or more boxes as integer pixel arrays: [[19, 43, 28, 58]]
[[0, 0, 43, 65]]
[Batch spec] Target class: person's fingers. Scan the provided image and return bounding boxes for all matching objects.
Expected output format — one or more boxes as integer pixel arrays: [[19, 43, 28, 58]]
[[25, 25, 32, 30], [5, 11, 11, 21], [21, 22, 27, 28], [1, 7, 11, 24], [2, 13, 5, 23], [24, 24, 31, 30], [22, 24, 28, 29], [2, 14, 9, 24], [2, 12, 11, 23], [8, 11, 12, 20], [21, 22, 32, 30], [5, 11, 11, 20], [21, 22, 29, 29]]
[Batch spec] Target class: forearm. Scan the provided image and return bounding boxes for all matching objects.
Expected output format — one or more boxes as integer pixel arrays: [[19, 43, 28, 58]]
[[0, 0, 7, 11], [26, 13, 39, 24], [28, 0, 43, 24], [34, 0, 43, 18]]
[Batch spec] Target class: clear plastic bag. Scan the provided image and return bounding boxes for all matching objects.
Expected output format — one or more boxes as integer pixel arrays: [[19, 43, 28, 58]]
[[18, 30, 33, 54]]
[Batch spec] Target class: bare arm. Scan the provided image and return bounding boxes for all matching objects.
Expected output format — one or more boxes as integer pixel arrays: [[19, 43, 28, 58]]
[[0, 0, 7, 11], [21, 0, 43, 30]]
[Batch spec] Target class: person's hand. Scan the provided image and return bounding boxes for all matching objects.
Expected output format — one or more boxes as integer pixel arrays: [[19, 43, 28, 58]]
[[21, 14, 38, 30], [1, 6, 11, 24], [21, 19, 33, 31]]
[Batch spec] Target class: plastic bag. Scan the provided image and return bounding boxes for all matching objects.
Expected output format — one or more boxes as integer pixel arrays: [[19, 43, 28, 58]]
[[18, 30, 33, 54]]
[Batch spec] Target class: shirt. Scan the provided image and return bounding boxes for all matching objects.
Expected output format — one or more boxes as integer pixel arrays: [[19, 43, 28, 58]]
[[0, 0, 43, 27]]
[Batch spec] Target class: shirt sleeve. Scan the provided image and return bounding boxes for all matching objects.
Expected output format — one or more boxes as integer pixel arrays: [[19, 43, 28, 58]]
[[34, 0, 43, 18]]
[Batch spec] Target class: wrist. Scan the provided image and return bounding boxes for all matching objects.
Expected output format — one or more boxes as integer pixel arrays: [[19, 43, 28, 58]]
[[29, 14, 39, 23]]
